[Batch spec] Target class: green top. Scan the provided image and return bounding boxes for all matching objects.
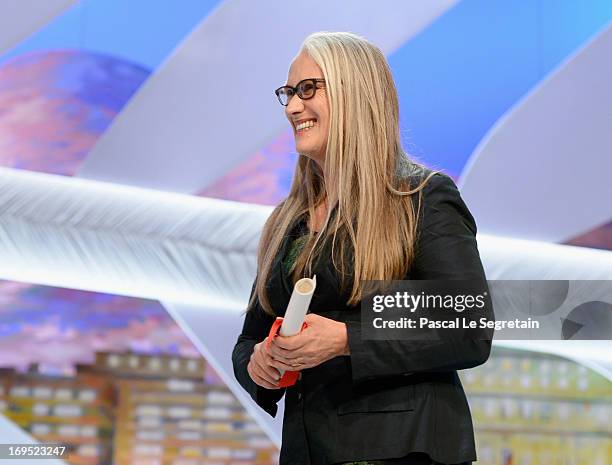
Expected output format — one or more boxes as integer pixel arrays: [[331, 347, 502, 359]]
[[283, 233, 308, 275]]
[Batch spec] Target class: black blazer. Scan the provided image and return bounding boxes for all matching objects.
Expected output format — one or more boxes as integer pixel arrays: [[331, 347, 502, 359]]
[[232, 168, 494, 465]]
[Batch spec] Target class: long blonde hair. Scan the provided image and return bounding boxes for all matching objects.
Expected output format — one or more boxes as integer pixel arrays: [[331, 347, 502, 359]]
[[249, 31, 437, 316]]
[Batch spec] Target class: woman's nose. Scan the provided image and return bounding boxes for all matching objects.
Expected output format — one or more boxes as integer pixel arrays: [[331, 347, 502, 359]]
[[285, 94, 304, 115]]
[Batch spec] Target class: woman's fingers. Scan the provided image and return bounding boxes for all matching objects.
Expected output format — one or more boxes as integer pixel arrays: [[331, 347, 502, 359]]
[[269, 342, 295, 357], [257, 339, 282, 376], [268, 340, 302, 365], [248, 338, 306, 388], [270, 357, 299, 371], [251, 370, 281, 389], [255, 356, 281, 383], [248, 359, 280, 388], [248, 341, 282, 388]]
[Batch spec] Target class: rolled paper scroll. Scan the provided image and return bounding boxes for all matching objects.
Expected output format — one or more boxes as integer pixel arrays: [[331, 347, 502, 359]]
[[280, 275, 317, 336], [266, 275, 316, 387]]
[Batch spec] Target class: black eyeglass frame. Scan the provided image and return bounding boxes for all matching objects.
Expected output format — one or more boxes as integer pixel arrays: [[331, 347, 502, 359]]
[[275, 78, 326, 106]]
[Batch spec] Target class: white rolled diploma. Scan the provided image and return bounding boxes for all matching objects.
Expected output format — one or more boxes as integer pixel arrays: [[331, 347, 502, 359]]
[[279, 275, 317, 336], [276, 275, 317, 377]]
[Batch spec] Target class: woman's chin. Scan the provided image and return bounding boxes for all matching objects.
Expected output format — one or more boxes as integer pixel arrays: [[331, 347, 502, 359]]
[[297, 152, 325, 169], [296, 144, 313, 156], [296, 142, 322, 155]]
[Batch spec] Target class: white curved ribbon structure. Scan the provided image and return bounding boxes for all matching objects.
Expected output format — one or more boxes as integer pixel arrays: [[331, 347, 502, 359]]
[[0, 0, 76, 56], [77, 0, 459, 192], [460, 23, 612, 242], [2, 166, 612, 444]]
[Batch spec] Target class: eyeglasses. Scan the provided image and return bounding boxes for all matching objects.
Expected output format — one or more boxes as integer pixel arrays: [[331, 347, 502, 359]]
[[275, 78, 326, 106]]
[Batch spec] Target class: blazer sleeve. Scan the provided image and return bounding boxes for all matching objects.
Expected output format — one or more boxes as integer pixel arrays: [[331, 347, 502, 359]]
[[345, 172, 495, 386], [232, 279, 287, 417]]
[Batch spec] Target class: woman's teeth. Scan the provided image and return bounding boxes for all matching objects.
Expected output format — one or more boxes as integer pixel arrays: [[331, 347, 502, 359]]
[[296, 120, 316, 131]]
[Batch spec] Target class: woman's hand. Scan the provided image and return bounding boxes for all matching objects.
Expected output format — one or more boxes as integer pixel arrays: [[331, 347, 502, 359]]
[[268, 313, 349, 371], [247, 337, 283, 389]]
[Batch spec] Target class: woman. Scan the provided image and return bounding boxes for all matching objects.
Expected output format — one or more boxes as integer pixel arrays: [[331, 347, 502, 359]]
[[232, 32, 493, 465]]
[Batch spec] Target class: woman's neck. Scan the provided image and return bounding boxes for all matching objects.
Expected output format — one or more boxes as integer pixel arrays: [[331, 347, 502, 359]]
[[310, 199, 328, 233]]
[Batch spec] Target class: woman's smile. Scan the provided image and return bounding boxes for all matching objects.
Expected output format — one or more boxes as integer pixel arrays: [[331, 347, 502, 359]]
[[295, 119, 317, 132]]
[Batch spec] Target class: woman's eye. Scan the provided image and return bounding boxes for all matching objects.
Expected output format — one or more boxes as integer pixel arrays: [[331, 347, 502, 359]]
[[299, 83, 314, 94]]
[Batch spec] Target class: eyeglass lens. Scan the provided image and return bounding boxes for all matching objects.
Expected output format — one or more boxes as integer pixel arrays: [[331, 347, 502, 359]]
[[277, 80, 318, 105]]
